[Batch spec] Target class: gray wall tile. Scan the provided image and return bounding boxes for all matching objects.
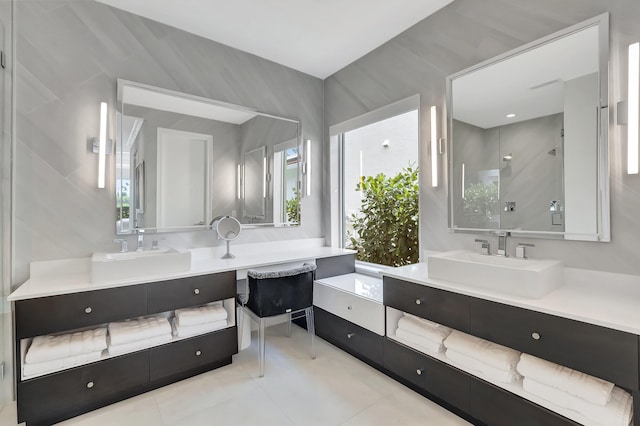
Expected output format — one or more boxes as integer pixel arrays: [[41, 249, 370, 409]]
[[325, 0, 640, 275], [13, 0, 324, 287]]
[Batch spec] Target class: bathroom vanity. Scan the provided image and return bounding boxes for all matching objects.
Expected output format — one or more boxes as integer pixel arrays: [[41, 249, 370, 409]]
[[8, 242, 355, 426], [388, 264, 640, 425], [312, 260, 640, 425]]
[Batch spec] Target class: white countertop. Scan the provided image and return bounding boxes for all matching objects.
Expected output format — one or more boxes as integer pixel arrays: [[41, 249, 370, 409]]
[[382, 262, 640, 335], [9, 240, 354, 301], [315, 273, 383, 303]]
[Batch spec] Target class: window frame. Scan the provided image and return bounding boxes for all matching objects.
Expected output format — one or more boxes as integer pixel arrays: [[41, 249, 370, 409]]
[[328, 95, 421, 268]]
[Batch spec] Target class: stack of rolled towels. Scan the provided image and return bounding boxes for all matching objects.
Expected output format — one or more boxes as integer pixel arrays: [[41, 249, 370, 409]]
[[444, 330, 522, 384], [517, 354, 632, 426], [393, 313, 452, 355], [108, 316, 172, 356], [171, 303, 228, 338], [23, 328, 107, 377]]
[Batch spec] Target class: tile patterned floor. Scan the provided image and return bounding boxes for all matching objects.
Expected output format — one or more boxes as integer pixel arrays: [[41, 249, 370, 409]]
[[0, 324, 471, 425]]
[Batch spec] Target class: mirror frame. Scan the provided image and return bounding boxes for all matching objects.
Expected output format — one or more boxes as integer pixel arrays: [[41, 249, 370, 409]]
[[115, 79, 303, 235], [445, 13, 610, 242]]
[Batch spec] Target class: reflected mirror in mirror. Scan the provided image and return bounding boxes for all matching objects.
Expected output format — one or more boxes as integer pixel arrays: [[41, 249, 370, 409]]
[[116, 80, 302, 234], [447, 14, 610, 241]]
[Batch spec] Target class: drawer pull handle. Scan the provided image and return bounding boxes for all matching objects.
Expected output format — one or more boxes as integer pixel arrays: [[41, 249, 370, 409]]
[[85, 307, 92, 314], [86, 381, 94, 389], [531, 332, 541, 340], [195, 350, 202, 356], [416, 368, 423, 376], [347, 333, 355, 339], [347, 305, 352, 310], [194, 288, 200, 295], [415, 299, 423, 305]]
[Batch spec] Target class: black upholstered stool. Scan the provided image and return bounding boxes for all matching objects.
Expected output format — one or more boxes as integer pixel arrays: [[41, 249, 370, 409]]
[[244, 263, 316, 377]]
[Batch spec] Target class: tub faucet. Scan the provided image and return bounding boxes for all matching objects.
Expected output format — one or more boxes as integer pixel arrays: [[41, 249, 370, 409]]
[[474, 239, 490, 255], [113, 239, 128, 253], [497, 231, 509, 257], [136, 230, 144, 251]]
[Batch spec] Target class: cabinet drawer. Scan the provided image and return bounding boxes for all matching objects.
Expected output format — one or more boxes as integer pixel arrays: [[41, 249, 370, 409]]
[[471, 299, 639, 390], [147, 271, 236, 314], [17, 351, 148, 425], [15, 285, 147, 338], [149, 327, 237, 383], [314, 283, 384, 335], [383, 277, 471, 332], [384, 339, 470, 411], [315, 307, 383, 366], [469, 379, 578, 426]]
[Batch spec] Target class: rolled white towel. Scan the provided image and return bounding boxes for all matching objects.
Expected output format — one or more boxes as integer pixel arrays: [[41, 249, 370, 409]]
[[397, 315, 451, 344], [108, 316, 171, 346], [107, 334, 172, 356], [175, 304, 228, 327], [443, 331, 521, 372], [446, 349, 521, 384], [23, 351, 103, 378], [25, 328, 107, 364], [171, 318, 228, 338], [523, 378, 632, 426], [517, 353, 614, 406], [394, 329, 444, 355]]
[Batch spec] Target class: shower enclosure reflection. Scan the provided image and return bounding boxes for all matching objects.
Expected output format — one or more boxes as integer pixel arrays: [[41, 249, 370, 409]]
[[447, 15, 609, 241]]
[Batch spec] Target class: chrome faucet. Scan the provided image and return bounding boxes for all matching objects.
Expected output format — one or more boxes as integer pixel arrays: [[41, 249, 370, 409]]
[[516, 243, 535, 259], [474, 239, 490, 255], [136, 230, 144, 251], [496, 231, 509, 257], [113, 239, 128, 253]]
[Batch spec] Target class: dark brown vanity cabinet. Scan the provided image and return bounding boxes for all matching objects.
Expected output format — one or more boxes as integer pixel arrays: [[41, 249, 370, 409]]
[[383, 277, 471, 332], [14, 271, 238, 426], [314, 306, 384, 367], [470, 298, 639, 390], [382, 276, 637, 426]]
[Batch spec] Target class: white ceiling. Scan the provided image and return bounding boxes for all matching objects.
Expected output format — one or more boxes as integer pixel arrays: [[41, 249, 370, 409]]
[[452, 25, 600, 129], [96, 0, 454, 79]]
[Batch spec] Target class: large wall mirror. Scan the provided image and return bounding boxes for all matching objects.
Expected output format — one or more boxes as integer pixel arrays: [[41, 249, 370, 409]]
[[446, 13, 610, 242], [115, 80, 302, 235]]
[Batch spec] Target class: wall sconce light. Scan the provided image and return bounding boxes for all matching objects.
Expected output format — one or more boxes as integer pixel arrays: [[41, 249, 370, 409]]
[[430, 105, 439, 187], [88, 102, 112, 188], [382, 139, 390, 148], [629, 42, 639, 174], [303, 139, 312, 196], [237, 164, 241, 200], [263, 156, 267, 198]]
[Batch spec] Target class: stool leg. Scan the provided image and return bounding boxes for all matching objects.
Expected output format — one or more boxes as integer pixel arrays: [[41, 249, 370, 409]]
[[259, 317, 266, 377], [286, 312, 292, 337], [305, 307, 316, 359]]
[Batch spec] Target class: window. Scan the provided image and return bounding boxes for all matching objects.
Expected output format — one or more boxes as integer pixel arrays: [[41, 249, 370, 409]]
[[330, 96, 420, 267]]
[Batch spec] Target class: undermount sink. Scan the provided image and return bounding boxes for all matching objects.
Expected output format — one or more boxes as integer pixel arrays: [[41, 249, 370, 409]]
[[91, 248, 191, 283], [427, 250, 564, 299]]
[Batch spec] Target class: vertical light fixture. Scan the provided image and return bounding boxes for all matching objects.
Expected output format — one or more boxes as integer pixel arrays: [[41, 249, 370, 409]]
[[461, 163, 466, 199], [305, 139, 312, 196], [98, 102, 108, 188], [430, 105, 438, 187], [629, 42, 639, 174], [263, 157, 267, 198], [237, 164, 241, 199]]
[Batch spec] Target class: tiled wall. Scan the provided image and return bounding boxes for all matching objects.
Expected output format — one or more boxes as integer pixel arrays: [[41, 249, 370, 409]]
[[324, 0, 640, 275], [13, 0, 324, 287]]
